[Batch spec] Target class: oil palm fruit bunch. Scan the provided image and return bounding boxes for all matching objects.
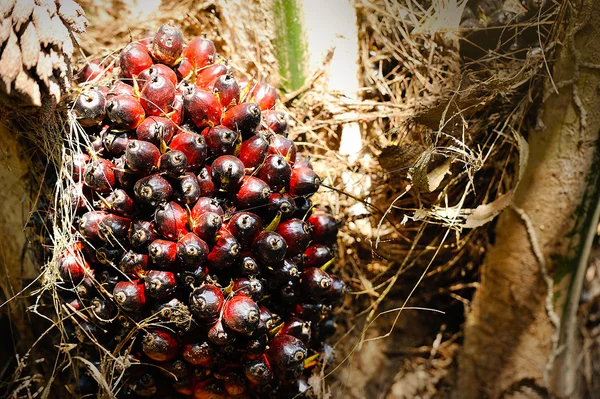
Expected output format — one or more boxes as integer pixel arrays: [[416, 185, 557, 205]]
[[62, 22, 346, 398]]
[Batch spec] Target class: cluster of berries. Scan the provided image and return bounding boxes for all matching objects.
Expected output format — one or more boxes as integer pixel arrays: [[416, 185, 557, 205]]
[[61, 23, 345, 398]]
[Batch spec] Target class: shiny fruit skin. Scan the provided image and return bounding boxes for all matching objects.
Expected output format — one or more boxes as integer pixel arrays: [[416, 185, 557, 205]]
[[175, 172, 202, 205], [195, 63, 228, 89], [301, 267, 333, 301], [252, 231, 287, 265], [191, 211, 223, 242], [148, 239, 178, 267], [182, 341, 215, 366], [72, 88, 106, 127], [102, 133, 129, 156], [226, 212, 263, 249], [182, 87, 222, 129], [268, 134, 297, 163], [183, 37, 216, 69], [235, 176, 271, 210], [113, 280, 146, 312], [129, 220, 158, 248], [107, 94, 146, 129], [140, 74, 176, 116], [120, 42, 153, 79], [152, 23, 184, 66], [262, 109, 288, 135], [243, 354, 274, 386], [238, 133, 269, 168], [58, 246, 89, 284], [267, 193, 297, 219], [196, 166, 216, 197], [142, 329, 179, 362], [138, 64, 178, 86], [251, 82, 277, 110], [125, 140, 161, 175], [176, 232, 209, 269], [159, 150, 188, 177], [265, 334, 307, 375], [275, 218, 311, 256], [302, 243, 333, 268], [145, 270, 177, 300], [307, 210, 338, 245], [189, 284, 224, 321], [258, 154, 291, 191], [207, 231, 240, 270], [83, 159, 115, 193], [203, 125, 240, 157], [221, 103, 262, 139], [212, 72, 240, 108], [289, 166, 321, 197], [169, 131, 208, 170], [119, 250, 149, 277], [211, 155, 245, 192], [136, 116, 177, 146], [222, 295, 260, 335]]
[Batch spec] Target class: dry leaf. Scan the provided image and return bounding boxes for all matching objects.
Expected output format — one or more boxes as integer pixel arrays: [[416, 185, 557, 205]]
[[32, 4, 53, 46], [14, 69, 41, 106], [426, 158, 452, 192], [11, 0, 34, 32], [20, 21, 39, 69], [35, 0, 56, 16], [0, 19, 11, 43], [0, 31, 22, 91], [58, 0, 87, 33], [0, 0, 16, 20], [463, 190, 515, 228]]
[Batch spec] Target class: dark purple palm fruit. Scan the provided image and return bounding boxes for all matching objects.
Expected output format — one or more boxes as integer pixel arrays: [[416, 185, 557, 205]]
[[290, 165, 322, 197], [99, 189, 134, 216], [90, 297, 117, 326], [265, 334, 307, 378], [189, 284, 224, 321], [221, 102, 262, 139], [136, 116, 177, 146], [160, 359, 188, 381], [169, 130, 208, 170], [148, 239, 178, 268], [267, 193, 297, 220], [252, 231, 287, 265], [129, 220, 158, 249], [66, 182, 89, 211], [78, 210, 109, 240], [207, 318, 236, 346], [152, 22, 184, 66], [302, 243, 334, 268], [307, 210, 338, 245], [72, 88, 106, 127], [301, 267, 333, 302], [107, 94, 146, 129], [191, 197, 224, 218], [207, 229, 241, 270], [142, 329, 179, 362], [191, 211, 223, 243], [196, 166, 216, 197], [175, 172, 201, 205], [227, 212, 263, 249], [203, 125, 240, 157], [211, 155, 245, 193], [238, 254, 261, 277], [58, 244, 89, 285], [238, 133, 269, 168], [145, 270, 177, 300], [235, 176, 271, 210], [119, 250, 149, 277], [69, 153, 90, 182], [182, 341, 215, 367], [134, 174, 173, 207], [125, 140, 161, 176], [258, 154, 292, 191], [176, 232, 209, 270], [140, 74, 176, 116], [97, 213, 132, 243], [268, 134, 297, 163], [232, 277, 264, 303], [280, 316, 312, 344], [159, 150, 187, 178], [155, 201, 189, 240], [113, 155, 137, 189], [181, 84, 222, 128], [243, 354, 274, 386], [177, 263, 209, 287], [269, 258, 301, 286], [275, 219, 312, 256], [102, 132, 130, 155], [133, 373, 157, 397], [113, 280, 146, 312], [262, 109, 288, 135], [222, 295, 260, 335], [83, 158, 115, 193], [212, 72, 240, 109], [324, 273, 347, 305]]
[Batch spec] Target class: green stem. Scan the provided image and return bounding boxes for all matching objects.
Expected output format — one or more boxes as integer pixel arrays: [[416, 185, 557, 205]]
[[274, 0, 306, 92]]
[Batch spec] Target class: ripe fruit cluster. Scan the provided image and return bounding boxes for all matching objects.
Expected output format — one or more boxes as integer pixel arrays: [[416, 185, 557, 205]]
[[64, 22, 345, 398]]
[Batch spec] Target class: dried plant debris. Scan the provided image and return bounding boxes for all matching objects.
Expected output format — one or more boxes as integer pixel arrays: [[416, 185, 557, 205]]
[[0, 0, 87, 107]]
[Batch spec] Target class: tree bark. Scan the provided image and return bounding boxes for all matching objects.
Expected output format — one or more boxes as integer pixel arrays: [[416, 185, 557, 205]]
[[456, 0, 600, 397]]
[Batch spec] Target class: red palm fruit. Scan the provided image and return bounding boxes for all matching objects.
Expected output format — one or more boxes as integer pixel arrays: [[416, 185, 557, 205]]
[[138, 64, 178, 86], [223, 376, 246, 396], [113, 155, 137, 189], [169, 131, 208, 170], [324, 274, 346, 304], [189, 284, 224, 321], [148, 239, 178, 267], [203, 125, 240, 157], [270, 258, 300, 285], [280, 317, 311, 344], [207, 230, 240, 269], [134, 174, 173, 207], [195, 63, 229, 89], [191, 211, 222, 242], [262, 109, 288, 134], [79, 60, 104, 82], [129, 220, 158, 248], [238, 255, 260, 276], [177, 232, 209, 269], [290, 166, 321, 197], [212, 72, 240, 108], [175, 59, 193, 80], [191, 197, 225, 217], [125, 140, 160, 175], [193, 378, 226, 399], [235, 176, 271, 210], [113, 280, 146, 311], [65, 182, 88, 211], [211, 155, 245, 192], [100, 189, 134, 216], [69, 153, 89, 181], [78, 210, 109, 239], [119, 250, 149, 277], [83, 158, 115, 193], [258, 154, 291, 191], [221, 103, 262, 139], [134, 373, 157, 397], [155, 201, 188, 240], [182, 86, 222, 128], [222, 295, 260, 335], [267, 193, 297, 219], [175, 172, 202, 204], [58, 246, 89, 284], [207, 319, 236, 346], [243, 354, 274, 386], [182, 342, 215, 366], [268, 134, 297, 163], [251, 82, 277, 110], [197, 166, 216, 196], [120, 42, 153, 79], [302, 243, 333, 268], [265, 334, 307, 372], [72, 88, 106, 127], [275, 218, 311, 256], [252, 231, 287, 265], [227, 212, 263, 249], [142, 329, 179, 362], [90, 297, 117, 325], [108, 80, 135, 97], [238, 133, 269, 168], [145, 270, 177, 300], [137, 115, 177, 146], [183, 36, 216, 68], [97, 213, 132, 242], [152, 23, 184, 66], [159, 150, 187, 177], [140, 74, 176, 116], [232, 277, 264, 302], [102, 132, 129, 155], [307, 210, 338, 245], [107, 94, 146, 129], [169, 92, 184, 124], [302, 267, 333, 301]]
